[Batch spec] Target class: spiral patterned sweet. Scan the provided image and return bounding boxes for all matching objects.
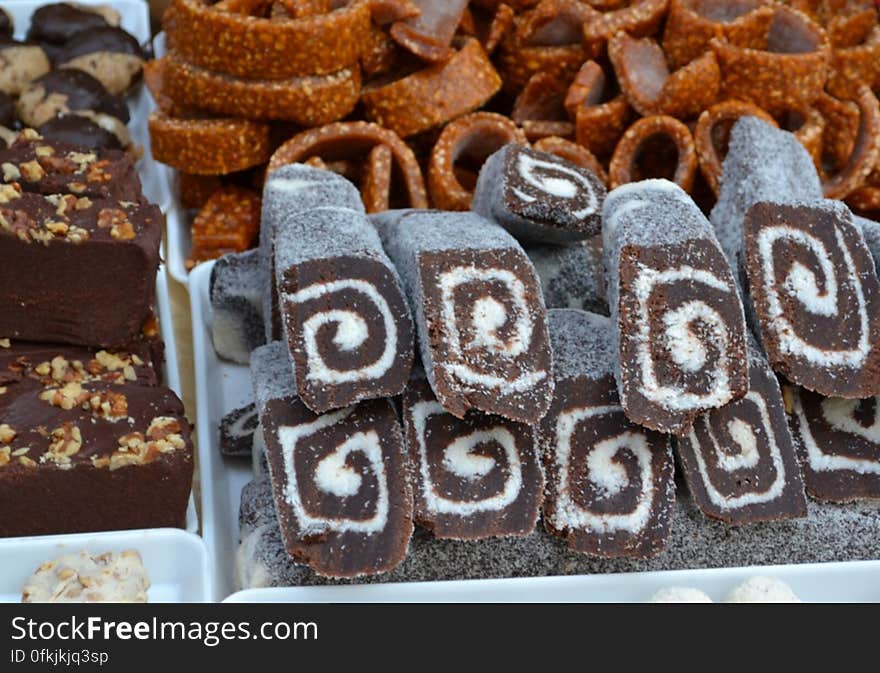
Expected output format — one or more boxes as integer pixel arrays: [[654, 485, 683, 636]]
[[675, 342, 807, 524], [541, 309, 675, 558], [403, 375, 543, 539], [603, 180, 749, 434], [378, 210, 554, 424], [743, 200, 880, 398], [260, 392, 413, 578], [274, 207, 414, 413], [790, 386, 880, 502]]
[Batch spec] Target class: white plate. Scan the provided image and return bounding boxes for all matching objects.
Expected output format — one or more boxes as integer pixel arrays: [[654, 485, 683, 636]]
[[224, 559, 880, 603], [1, 528, 211, 603], [191, 260, 252, 600], [6, 0, 170, 210]]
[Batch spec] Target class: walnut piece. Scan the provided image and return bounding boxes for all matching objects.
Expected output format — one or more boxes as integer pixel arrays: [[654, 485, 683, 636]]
[[0, 423, 16, 443]]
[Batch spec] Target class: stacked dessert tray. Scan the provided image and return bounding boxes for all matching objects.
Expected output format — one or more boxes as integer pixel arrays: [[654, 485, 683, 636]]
[[0, 0, 205, 603]]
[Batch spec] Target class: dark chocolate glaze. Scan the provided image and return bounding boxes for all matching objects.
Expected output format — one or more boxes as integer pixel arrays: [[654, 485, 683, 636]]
[[261, 396, 413, 578], [541, 374, 675, 559], [675, 355, 808, 525], [37, 114, 122, 151], [27, 3, 112, 46], [0, 91, 14, 127], [56, 26, 144, 61], [403, 375, 543, 540], [28, 69, 129, 123]]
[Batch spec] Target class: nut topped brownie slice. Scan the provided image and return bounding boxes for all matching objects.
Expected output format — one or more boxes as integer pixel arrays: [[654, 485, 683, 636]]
[[0, 130, 141, 202], [0, 187, 162, 347], [0, 343, 193, 537]]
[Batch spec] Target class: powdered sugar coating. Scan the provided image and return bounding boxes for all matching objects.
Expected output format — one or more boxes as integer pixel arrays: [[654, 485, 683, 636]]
[[546, 309, 616, 382], [210, 249, 265, 364], [724, 576, 801, 603], [249, 341, 296, 413], [710, 116, 822, 270], [651, 587, 713, 603], [526, 237, 608, 314], [235, 476, 880, 588]]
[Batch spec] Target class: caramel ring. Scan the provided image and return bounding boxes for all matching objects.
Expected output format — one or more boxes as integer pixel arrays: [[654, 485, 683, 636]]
[[609, 115, 698, 190], [163, 0, 370, 79], [427, 111, 528, 210], [361, 38, 501, 138], [694, 100, 776, 195], [148, 112, 272, 175], [267, 121, 428, 211], [533, 136, 608, 185], [160, 54, 360, 125], [821, 85, 880, 200]]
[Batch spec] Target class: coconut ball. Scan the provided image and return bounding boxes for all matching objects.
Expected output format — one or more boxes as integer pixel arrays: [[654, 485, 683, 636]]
[[724, 576, 801, 603], [650, 587, 713, 603]]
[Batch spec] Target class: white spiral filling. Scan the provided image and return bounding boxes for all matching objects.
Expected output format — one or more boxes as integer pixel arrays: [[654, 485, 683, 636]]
[[513, 152, 598, 220], [757, 225, 869, 367], [552, 405, 655, 534], [278, 407, 390, 535], [284, 278, 398, 384], [438, 265, 547, 392], [410, 400, 523, 515], [687, 392, 787, 509], [796, 395, 880, 475], [633, 265, 735, 411]]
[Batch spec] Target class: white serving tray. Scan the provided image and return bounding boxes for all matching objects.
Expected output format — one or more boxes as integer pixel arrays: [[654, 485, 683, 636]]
[[1, 528, 211, 602], [224, 560, 880, 603], [6, 0, 170, 210], [191, 260, 880, 603], [190, 260, 253, 600]]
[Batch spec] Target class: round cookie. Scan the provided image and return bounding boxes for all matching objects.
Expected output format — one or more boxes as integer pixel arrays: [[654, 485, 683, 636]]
[[56, 26, 145, 95]]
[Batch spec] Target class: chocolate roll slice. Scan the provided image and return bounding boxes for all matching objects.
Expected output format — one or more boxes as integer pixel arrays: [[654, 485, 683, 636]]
[[790, 387, 880, 502], [472, 143, 606, 244], [742, 200, 880, 398], [711, 116, 822, 282], [402, 370, 543, 540], [16, 68, 129, 129], [274, 205, 413, 412], [378, 210, 554, 424], [602, 179, 749, 435], [210, 249, 265, 365], [250, 342, 413, 578], [525, 236, 608, 315], [219, 403, 259, 459], [675, 336, 807, 525], [540, 309, 675, 559], [260, 163, 364, 342]]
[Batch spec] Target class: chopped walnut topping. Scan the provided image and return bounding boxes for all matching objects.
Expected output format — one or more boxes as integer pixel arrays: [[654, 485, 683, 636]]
[[12, 447, 29, 457], [20, 161, 45, 182], [86, 390, 128, 421], [123, 365, 136, 381], [147, 416, 183, 441], [75, 197, 92, 210], [39, 381, 90, 410], [67, 226, 89, 243], [31, 228, 53, 245], [0, 447, 9, 467], [0, 424, 16, 443], [0, 387, 6, 395], [111, 221, 136, 240], [2, 162, 20, 182], [20, 129, 40, 141], [98, 421, 186, 471], [45, 220, 69, 236], [45, 424, 83, 467], [49, 193, 77, 216], [95, 351, 127, 371], [141, 315, 159, 338], [35, 145, 55, 158], [68, 182, 87, 194], [19, 456, 36, 467], [0, 183, 21, 203], [0, 338, 9, 348], [131, 354, 143, 366], [67, 152, 97, 172]]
